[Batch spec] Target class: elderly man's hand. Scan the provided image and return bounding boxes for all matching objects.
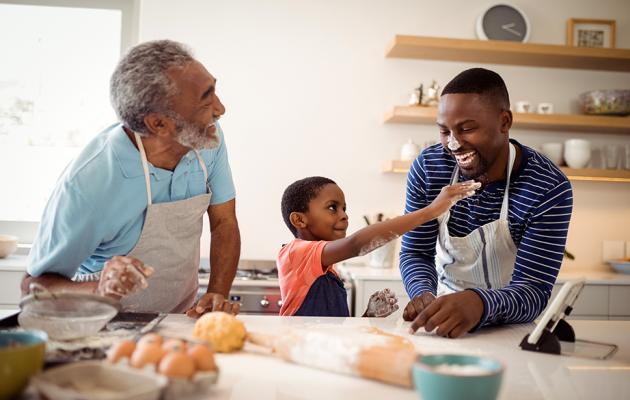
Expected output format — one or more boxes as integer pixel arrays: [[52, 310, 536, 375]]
[[408, 290, 484, 338], [186, 292, 240, 318], [402, 292, 437, 321], [97, 256, 154, 299]]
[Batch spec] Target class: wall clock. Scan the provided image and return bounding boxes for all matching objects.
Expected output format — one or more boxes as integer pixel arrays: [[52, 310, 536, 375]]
[[476, 3, 530, 42]]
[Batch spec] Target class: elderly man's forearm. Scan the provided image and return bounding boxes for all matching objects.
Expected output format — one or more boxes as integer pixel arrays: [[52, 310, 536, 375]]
[[20, 273, 98, 295], [208, 222, 241, 296]]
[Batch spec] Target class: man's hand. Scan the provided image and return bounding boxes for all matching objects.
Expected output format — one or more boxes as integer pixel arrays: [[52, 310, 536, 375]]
[[402, 292, 436, 321], [97, 256, 154, 299], [408, 290, 484, 338], [186, 292, 240, 318], [364, 288, 399, 317]]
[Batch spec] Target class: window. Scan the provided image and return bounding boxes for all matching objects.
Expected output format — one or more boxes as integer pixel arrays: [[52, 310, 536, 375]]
[[0, 0, 137, 227]]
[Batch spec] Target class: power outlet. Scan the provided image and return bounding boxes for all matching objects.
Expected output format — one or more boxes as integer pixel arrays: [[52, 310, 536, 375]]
[[602, 240, 625, 261]]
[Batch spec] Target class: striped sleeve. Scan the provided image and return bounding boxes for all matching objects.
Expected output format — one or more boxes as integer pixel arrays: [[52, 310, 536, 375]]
[[471, 177, 573, 327], [400, 149, 443, 299]]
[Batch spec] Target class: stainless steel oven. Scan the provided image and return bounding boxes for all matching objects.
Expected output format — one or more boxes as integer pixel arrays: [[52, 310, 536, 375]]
[[198, 259, 354, 315], [198, 260, 282, 315]]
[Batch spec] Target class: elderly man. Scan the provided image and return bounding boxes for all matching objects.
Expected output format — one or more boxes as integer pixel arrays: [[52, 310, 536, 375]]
[[22, 40, 240, 317], [401, 68, 573, 337]]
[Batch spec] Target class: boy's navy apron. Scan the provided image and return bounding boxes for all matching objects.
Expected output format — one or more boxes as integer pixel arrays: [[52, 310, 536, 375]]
[[294, 271, 350, 317]]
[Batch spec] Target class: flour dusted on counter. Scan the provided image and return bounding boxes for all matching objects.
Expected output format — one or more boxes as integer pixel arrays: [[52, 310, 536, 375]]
[[279, 325, 413, 374]]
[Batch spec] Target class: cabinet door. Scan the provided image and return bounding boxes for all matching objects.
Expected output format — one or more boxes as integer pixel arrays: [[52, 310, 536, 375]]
[[0, 270, 24, 308], [547, 284, 609, 318], [609, 286, 630, 317]]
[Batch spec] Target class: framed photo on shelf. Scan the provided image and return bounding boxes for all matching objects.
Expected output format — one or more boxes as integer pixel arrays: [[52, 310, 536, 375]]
[[566, 18, 616, 48]]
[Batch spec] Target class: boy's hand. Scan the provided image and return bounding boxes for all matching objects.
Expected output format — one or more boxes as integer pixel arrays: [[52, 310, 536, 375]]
[[364, 288, 399, 317], [428, 180, 481, 218]]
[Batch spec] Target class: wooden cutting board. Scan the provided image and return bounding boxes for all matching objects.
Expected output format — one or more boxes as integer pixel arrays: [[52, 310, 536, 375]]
[[247, 325, 417, 388]]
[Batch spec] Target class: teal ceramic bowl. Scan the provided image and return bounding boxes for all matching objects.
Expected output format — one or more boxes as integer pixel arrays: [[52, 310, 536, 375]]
[[412, 354, 504, 400], [0, 330, 47, 400]]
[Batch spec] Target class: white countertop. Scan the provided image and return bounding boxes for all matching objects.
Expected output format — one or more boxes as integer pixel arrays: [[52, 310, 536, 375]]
[[155, 314, 630, 400], [338, 263, 630, 286]]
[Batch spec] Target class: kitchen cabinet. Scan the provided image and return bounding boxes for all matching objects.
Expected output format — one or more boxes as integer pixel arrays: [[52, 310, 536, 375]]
[[0, 269, 23, 310], [340, 264, 630, 320], [383, 35, 630, 183]]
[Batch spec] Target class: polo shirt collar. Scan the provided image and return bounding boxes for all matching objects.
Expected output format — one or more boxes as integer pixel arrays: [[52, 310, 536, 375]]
[[109, 124, 185, 180]]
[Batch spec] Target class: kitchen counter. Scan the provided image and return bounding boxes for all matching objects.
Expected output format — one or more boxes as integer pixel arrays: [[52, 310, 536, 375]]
[[155, 314, 630, 400], [338, 263, 630, 285]]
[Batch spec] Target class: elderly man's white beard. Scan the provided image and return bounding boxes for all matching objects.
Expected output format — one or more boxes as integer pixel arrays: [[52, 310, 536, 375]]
[[174, 117, 220, 150]]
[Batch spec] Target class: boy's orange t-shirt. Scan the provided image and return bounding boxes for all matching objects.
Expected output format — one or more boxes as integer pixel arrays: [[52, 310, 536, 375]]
[[277, 238, 339, 316]]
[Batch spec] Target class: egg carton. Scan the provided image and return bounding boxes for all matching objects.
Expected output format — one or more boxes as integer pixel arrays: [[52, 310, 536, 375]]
[[114, 357, 219, 399]]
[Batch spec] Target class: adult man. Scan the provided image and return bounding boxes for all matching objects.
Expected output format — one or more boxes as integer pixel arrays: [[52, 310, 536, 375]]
[[401, 68, 573, 337], [22, 40, 240, 316]]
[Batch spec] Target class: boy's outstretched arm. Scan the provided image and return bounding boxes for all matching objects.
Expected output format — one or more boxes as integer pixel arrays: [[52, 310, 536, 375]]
[[321, 181, 480, 267]]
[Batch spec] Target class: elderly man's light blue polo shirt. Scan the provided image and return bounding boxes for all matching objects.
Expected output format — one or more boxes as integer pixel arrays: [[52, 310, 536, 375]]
[[27, 123, 235, 278]]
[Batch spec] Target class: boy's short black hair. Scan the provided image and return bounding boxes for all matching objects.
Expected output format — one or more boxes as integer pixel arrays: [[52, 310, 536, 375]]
[[281, 176, 336, 237], [441, 68, 510, 110]]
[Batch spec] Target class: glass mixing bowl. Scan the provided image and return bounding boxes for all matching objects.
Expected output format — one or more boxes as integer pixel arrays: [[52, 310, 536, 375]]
[[18, 285, 119, 341]]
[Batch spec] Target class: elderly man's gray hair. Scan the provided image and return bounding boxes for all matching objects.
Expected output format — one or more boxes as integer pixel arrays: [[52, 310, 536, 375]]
[[110, 40, 194, 134]]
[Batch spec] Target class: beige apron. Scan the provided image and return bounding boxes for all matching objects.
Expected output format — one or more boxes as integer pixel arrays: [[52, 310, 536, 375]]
[[435, 143, 517, 295], [117, 132, 211, 312]]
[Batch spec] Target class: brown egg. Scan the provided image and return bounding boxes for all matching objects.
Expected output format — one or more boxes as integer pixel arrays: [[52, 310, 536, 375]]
[[137, 333, 163, 347], [162, 338, 187, 353], [188, 343, 216, 371], [130, 342, 164, 369], [106, 339, 136, 363], [158, 352, 196, 379]]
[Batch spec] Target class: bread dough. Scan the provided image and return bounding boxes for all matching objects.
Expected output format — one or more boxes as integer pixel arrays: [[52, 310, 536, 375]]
[[192, 312, 246, 353]]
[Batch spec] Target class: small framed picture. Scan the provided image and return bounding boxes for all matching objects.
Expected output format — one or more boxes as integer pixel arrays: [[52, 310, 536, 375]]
[[566, 18, 616, 48]]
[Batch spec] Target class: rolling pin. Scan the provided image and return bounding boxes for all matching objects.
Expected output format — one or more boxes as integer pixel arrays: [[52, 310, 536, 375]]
[[247, 326, 417, 388]]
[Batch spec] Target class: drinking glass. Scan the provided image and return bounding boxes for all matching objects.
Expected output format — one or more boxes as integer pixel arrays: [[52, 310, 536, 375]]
[[604, 144, 620, 170]]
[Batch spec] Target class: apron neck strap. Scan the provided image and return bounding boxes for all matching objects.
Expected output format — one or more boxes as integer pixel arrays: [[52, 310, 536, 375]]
[[134, 132, 153, 206], [133, 132, 211, 206], [500, 143, 517, 221], [449, 142, 517, 221]]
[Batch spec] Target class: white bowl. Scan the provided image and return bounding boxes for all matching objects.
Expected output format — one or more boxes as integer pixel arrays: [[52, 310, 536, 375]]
[[540, 143, 563, 166], [608, 260, 630, 274], [0, 234, 18, 258], [564, 140, 591, 168]]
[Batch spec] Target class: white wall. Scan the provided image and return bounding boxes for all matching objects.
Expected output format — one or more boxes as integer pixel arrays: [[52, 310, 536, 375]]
[[138, 0, 630, 270]]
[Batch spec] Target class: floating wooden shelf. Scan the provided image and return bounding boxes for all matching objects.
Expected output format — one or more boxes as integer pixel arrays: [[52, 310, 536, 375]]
[[385, 35, 630, 72], [384, 106, 630, 134], [382, 160, 630, 183]]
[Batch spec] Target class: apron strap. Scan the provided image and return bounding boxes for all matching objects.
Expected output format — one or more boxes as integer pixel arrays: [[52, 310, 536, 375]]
[[134, 132, 153, 206], [448, 142, 517, 221], [500, 143, 517, 221], [134, 133, 212, 204], [193, 150, 210, 193]]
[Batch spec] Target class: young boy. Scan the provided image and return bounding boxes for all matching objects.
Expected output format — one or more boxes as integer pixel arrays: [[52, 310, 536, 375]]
[[278, 176, 479, 317]]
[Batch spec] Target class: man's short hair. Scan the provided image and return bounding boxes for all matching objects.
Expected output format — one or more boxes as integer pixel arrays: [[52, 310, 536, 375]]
[[110, 40, 194, 135], [441, 68, 510, 111], [281, 176, 336, 237]]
